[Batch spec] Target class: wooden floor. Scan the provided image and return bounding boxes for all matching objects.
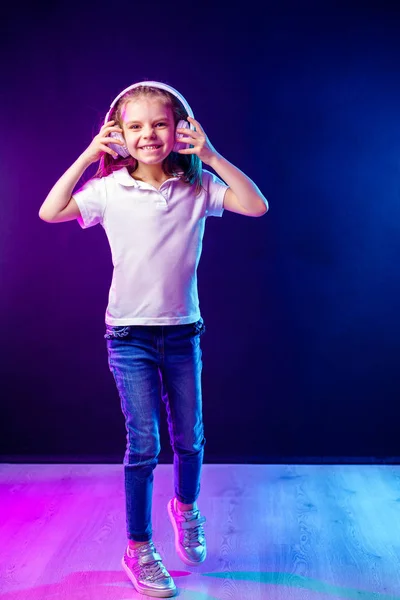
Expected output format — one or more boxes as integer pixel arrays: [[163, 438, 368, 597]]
[[0, 463, 399, 599]]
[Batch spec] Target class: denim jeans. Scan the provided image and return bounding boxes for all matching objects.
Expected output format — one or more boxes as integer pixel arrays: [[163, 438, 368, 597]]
[[105, 318, 206, 542]]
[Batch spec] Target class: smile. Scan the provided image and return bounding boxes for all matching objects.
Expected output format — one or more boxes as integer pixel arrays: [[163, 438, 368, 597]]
[[140, 145, 162, 151]]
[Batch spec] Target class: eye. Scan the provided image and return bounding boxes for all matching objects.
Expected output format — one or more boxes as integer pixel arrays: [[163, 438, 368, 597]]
[[156, 122, 167, 127], [129, 124, 140, 130]]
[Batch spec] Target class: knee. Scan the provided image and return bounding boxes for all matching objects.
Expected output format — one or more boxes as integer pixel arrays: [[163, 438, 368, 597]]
[[171, 417, 205, 455], [175, 434, 206, 457], [124, 434, 161, 469]]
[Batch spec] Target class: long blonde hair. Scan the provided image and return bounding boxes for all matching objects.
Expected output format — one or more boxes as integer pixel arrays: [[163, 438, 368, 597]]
[[94, 86, 202, 194]]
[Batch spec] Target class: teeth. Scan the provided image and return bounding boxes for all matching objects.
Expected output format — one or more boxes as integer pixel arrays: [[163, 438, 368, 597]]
[[142, 145, 160, 149]]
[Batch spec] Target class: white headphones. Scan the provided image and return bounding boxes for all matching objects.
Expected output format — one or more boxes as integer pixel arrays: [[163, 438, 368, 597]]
[[104, 80, 195, 158]]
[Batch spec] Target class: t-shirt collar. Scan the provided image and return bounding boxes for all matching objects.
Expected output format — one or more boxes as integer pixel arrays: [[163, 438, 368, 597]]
[[112, 167, 183, 188], [112, 167, 139, 187]]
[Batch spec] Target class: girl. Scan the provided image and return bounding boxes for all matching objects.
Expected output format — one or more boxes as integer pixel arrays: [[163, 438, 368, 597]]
[[39, 80, 268, 598]]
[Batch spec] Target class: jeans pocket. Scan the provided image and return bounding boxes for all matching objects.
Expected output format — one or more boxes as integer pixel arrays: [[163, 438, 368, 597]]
[[104, 325, 131, 340]]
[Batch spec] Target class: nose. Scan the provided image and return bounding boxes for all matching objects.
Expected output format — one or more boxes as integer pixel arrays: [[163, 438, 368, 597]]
[[143, 126, 156, 139]]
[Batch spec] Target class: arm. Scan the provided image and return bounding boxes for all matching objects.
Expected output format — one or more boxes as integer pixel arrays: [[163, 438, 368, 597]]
[[207, 153, 268, 217], [38, 120, 123, 223], [177, 117, 268, 217], [38, 154, 92, 223]]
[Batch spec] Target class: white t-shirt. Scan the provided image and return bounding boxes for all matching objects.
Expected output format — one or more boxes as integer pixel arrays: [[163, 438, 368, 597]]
[[73, 167, 227, 326]]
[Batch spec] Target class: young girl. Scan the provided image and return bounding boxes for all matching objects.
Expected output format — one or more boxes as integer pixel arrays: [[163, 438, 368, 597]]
[[39, 80, 268, 598]]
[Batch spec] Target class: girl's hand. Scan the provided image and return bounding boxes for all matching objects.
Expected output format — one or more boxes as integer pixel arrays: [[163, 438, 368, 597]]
[[176, 117, 219, 164], [80, 120, 124, 164]]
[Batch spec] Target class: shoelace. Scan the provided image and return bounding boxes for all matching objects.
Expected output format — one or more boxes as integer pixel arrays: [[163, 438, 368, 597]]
[[181, 511, 206, 547], [139, 559, 167, 582]]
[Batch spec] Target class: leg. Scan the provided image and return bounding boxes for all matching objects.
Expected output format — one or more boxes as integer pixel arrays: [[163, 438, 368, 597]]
[[161, 320, 206, 505], [161, 320, 207, 566], [106, 326, 162, 542]]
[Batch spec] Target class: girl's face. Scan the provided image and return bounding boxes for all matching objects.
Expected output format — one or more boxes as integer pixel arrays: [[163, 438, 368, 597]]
[[120, 96, 176, 165]]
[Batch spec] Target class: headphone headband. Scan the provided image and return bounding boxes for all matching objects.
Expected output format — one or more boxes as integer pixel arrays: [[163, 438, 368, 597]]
[[104, 81, 194, 124]]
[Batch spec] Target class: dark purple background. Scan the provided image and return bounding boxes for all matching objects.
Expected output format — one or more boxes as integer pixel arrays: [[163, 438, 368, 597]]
[[2, 1, 400, 463]]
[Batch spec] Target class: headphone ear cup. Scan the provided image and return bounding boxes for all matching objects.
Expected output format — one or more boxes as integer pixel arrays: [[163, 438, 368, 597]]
[[173, 119, 191, 153], [109, 131, 130, 158]]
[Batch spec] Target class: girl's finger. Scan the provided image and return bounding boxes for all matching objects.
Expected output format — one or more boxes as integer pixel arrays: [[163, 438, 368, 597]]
[[187, 116, 202, 130], [101, 126, 123, 134], [176, 136, 196, 144], [100, 143, 118, 157], [100, 136, 125, 145], [177, 148, 195, 154], [177, 125, 197, 132], [177, 132, 200, 142]]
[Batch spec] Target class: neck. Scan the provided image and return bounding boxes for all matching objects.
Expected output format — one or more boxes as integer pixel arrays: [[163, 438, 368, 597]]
[[132, 163, 167, 183]]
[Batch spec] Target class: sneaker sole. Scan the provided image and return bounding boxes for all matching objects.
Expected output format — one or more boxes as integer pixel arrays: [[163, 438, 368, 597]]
[[121, 556, 177, 598], [167, 499, 206, 567]]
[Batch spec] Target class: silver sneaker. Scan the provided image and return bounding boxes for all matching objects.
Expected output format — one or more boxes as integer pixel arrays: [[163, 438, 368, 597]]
[[167, 498, 207, 566], [121, 541, 176, 597]]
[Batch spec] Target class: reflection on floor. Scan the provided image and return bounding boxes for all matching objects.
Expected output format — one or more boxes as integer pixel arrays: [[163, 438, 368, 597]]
[[1, 463, 399, 599]]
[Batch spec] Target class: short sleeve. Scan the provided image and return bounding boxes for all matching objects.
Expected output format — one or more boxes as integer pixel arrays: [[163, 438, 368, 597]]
[[202, 169, 228, 218], [73, 177, 107, 229]]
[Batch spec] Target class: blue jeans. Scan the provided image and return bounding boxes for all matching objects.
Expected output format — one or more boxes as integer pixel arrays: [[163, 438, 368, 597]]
[[105, 318, 206, 542]]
